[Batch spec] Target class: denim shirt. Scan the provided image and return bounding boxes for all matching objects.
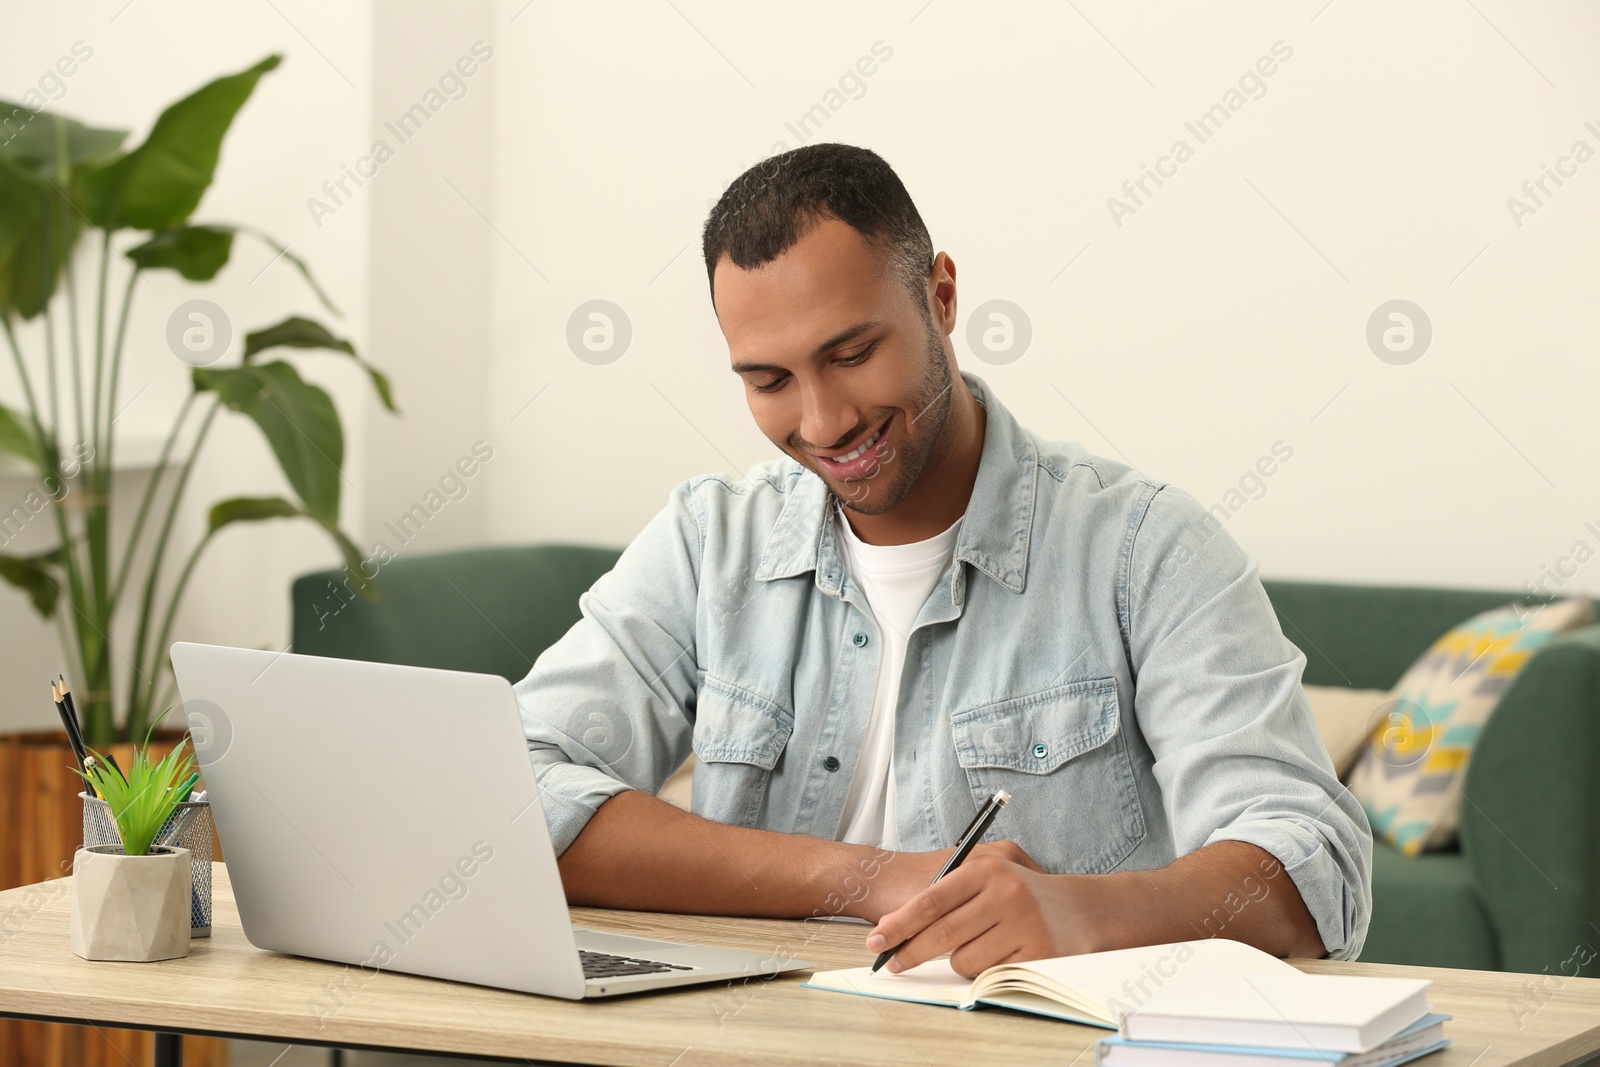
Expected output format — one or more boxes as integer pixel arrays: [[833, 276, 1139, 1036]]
[[516, 372, 1373, 960]]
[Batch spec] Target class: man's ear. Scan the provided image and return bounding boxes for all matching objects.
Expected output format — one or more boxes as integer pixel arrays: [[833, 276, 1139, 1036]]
[[929, 252, 958, 333]]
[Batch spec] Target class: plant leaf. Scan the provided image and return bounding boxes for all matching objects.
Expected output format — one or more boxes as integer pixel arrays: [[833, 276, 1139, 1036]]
[[0, 545, 62, 616], [0, 103, 126, 177], [82, 740, 195, 856], [0, 107, 121, 318], [192, 361, 342, 526], [244, 315, 397, 413], [208, 495, 301, 533], [128, 225, 342, 315], [0, 155, 76, 319], [126, 224, 234, 280], [0, 401, 42, 468], [244, 316, 353, 357], [0, 156, 45, 271], [79, 54, 282, 231]]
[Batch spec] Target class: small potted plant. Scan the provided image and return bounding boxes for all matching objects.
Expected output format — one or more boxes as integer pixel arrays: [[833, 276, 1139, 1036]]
[[69, 740, 198, 962]]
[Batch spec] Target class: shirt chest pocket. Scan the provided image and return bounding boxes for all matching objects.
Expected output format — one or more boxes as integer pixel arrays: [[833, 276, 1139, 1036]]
[[690, 677, 794, 828], [950, 677, 1145, 875]]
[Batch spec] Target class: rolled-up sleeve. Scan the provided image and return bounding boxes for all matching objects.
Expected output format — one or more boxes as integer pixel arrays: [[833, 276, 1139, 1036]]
[[1125, 484, 1373, 960], [513, 480, 704, 855]]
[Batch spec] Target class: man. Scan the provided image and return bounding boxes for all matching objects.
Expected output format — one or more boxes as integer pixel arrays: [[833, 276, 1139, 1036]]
[[517, 143, 1371, 977]]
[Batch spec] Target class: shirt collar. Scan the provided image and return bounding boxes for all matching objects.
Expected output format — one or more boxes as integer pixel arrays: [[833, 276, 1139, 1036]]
[[753, 371, 1037, 595]]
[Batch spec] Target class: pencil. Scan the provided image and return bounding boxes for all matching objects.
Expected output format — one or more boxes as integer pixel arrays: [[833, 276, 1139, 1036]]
[[52, 678, 93, 797], [61, 677, 128, 785]]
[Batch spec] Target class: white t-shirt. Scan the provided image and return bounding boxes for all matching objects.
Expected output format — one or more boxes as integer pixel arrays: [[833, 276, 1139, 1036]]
[[834, 505, 963, 850]]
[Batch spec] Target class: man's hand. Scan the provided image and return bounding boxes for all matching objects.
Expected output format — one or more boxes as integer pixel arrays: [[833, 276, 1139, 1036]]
[[865, 848, 1115, 977], [846, 840, 1045, 926], [862, 840, 1327, 978]]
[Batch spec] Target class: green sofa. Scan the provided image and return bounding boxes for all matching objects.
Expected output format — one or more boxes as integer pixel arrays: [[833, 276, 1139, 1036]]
[[291, 544, 621, 683], [291, 549, 1600, 976], [1264, 580, 1600, 977]]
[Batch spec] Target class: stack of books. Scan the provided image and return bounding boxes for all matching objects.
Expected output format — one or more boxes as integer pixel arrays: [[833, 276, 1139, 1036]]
[[1099, 972, 1450, 1067]]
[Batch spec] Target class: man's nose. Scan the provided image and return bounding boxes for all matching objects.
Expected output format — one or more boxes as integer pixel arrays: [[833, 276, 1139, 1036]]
[[798, 381, 861, 451]]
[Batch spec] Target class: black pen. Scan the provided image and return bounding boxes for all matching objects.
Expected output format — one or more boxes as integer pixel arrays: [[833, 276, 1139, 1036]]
[[871, 788, 1011, 973]]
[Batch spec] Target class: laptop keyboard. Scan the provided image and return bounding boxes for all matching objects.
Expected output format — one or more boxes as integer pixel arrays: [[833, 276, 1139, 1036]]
[[580, 948, 696, 979]]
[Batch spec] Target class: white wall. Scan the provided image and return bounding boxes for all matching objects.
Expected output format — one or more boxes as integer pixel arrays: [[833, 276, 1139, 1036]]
[[361, 0, 496, 560], [485, 0, 1600, 603], [0, 1, 374, 732], [6, 2, 1600, 737]]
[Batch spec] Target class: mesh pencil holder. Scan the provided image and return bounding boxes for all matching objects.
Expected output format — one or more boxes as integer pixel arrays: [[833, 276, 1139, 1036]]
[[80, 791, 214, 937]]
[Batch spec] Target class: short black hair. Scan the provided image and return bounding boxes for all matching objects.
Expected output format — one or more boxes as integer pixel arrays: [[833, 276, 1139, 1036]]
[[701, 143, 934, 322]]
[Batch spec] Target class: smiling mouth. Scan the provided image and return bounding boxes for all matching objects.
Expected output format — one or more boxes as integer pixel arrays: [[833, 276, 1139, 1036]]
[[812, 419, 892, 481], [827, 424, 885, 462]]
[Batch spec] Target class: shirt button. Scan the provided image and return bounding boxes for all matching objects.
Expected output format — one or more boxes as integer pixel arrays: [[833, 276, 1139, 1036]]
[[823, 756, 841, 772], [852, 632, 869, 648], [1032, 742, 1049, 759]]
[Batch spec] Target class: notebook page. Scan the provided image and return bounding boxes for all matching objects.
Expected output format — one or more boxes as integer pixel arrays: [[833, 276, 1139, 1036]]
[[803, 958, 975, 1007], [974, 939, 1300, 1023]]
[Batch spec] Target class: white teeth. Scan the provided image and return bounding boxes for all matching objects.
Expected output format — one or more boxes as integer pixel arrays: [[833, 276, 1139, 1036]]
[[830, 425, 883, 464]]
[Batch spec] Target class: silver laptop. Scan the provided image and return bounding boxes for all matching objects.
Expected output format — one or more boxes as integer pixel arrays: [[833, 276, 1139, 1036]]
[[169, 641, 814, 999]]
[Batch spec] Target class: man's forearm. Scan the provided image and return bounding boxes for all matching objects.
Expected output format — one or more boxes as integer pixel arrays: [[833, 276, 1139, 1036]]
[[560, 794, 1327, 961], [557, 789, 870, 917], [1111, 840, 1327, 958]]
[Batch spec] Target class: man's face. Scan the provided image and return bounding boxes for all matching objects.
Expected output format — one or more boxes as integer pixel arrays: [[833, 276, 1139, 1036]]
[[715, 216, 953, 516]]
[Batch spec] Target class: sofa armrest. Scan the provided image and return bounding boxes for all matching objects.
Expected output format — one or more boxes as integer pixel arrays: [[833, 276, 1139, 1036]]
[[1459, 623, 1600, 976]]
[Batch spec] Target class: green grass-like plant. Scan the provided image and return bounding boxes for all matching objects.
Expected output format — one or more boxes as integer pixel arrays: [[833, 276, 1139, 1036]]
[[76, 739, 196, 858]]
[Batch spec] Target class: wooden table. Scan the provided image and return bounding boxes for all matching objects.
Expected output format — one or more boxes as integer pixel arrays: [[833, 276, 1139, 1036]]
[[2, 864, 1599, 1066]]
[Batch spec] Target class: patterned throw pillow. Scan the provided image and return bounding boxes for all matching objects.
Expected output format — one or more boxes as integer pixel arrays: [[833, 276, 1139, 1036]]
[[1302, 685, 1392, 780], [1346, 597, 1593, 855]]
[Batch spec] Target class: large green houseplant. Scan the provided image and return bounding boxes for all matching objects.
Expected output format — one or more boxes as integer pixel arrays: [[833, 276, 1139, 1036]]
[[0, 54, 394, 746]]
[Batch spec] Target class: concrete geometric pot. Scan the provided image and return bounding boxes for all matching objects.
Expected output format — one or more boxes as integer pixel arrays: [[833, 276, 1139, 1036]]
[[69, 845, 192, 962]]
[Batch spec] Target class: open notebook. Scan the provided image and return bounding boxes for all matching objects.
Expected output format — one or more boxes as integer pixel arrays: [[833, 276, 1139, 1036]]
[[803, 938, 1300, 1028]]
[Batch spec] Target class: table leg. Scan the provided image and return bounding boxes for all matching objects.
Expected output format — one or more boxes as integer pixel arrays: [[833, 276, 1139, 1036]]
[[153, 1032, 183, 1066]]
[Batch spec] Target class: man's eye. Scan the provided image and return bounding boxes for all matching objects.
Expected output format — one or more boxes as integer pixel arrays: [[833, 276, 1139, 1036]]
[[839, 341, 879, 365], [749, 341, 874, 393]]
